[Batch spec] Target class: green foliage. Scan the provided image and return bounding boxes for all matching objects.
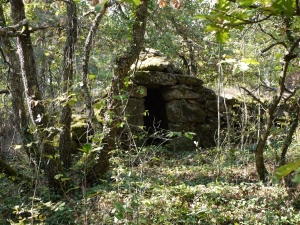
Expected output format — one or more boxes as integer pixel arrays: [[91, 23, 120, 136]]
[[273, 159, 300, 184], [80, 143, 92, 154], [2, 0, 300, 224]]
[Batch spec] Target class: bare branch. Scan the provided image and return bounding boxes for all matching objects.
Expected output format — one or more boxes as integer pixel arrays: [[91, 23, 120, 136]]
[[0, 90, 9, 94], [261, 42, 287, 54], [240, 86, 266, 108], [0, 18, 28, 37], [213, 8, 272, 27], [29, 24, 58, 33], [79, 10, 96, 19], [258, 24, 277, 41]]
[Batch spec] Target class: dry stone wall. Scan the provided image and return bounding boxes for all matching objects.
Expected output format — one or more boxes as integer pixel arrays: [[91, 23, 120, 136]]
[[125, 49, 231, 150]]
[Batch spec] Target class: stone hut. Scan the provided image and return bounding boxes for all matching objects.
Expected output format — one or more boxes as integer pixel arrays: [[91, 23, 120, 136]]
[[125, 49, 228, 150]]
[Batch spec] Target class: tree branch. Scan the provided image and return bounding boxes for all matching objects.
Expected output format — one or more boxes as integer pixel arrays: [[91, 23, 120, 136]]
[[0, 90, 9, 94], [29, 24, 58, 33], [261, 42, 287, 54], [258, 24, 277, 41], [240, 86, 266, 108], [0, 18, 28, 37]]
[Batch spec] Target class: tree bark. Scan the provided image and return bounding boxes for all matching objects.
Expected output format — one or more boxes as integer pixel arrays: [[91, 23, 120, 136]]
[[9, 0, 64, 189], [255, 38, 300, 181], [59, 0, 77, 169], [81, 2, 111, 118], [280, 100, 300, 166], [0, 5, 35, 160], [88, 0, 149, 180]]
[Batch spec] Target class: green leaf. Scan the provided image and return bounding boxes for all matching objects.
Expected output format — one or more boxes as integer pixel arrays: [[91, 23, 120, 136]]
[[54, 174, 64, 180], [116, 122, 125, 128], [237, 0, 255, 7], [273, 159, 300, 181], [61, 177, 71, 182], [113, 94, 128, 101], [241, 58, 259, 65], [44, 154, 54, 159], [87, 191, 101, 199], [184, 132, 196, 140], [113, 95, 121, 101], [82, 143, 92, 154], [123, 0, 141, 6], [194, 14, 208, 20], [94, 101, 104, 110], [69, 99, 76, 107], [95, 5, 103, 13], [205, 24, 220, 32], [272, 0, 295, 17], [21, 25, 26, 33], [216, 30, 230, 43], [89, 74, 96, 80], [124, 76, 132, 88]]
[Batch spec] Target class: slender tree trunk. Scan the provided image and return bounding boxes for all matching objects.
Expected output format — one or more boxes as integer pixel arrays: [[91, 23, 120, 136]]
[[9, 0, 64, 189], [0, 5, 35, 160], [280, 100, 300, 166], [59, 0, 77, 169], [255, 38, 300, 181], [88, 0, 149, 180], [188, 41, 197, 76], [81, 2, 111, 118]]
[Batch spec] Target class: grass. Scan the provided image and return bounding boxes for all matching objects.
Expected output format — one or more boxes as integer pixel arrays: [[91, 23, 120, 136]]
[[1, 144, 300, 224]]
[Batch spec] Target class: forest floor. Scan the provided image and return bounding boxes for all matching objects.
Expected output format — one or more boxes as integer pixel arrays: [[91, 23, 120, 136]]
[[1, 141, 300, 224]]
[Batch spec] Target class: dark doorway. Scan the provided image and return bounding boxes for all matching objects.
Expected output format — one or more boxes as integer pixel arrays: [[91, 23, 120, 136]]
[[144, 89, 168, 142]]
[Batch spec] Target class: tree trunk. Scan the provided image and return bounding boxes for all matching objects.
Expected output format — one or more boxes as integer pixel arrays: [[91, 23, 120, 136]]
[[59, 0, 77, 169], [9, 0, 64, 189], [88, 0, 149, 180], [280, 100, 300, 166], [0, 5, 36, 160], [255, 38, 300, 181], [81, 2, 111, 118]]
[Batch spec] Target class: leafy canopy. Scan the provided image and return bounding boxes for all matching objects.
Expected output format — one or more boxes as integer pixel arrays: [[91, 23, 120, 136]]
[[196, 0, 298, 43]]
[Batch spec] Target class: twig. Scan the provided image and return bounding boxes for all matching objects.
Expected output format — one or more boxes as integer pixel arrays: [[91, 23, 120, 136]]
[[258, 24, 277, 41], [240, 86, 266, 107]]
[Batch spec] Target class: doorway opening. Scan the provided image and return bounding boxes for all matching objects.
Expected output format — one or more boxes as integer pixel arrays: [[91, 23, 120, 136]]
[[144, 88, 168, 144]]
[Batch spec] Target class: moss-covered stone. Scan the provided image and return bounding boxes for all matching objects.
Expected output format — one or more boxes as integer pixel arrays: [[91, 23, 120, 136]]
[[166, 100, 207, 123], [132, 71, 177, 88]]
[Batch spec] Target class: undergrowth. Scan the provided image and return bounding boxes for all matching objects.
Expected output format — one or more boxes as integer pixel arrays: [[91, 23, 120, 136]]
[[1, 144, 300, 224]]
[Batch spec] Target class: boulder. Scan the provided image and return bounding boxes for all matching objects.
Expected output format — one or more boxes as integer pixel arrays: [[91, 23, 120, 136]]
[[134, 56, 174, 72], [176, 75, 204, 86], [195, 124, 217, 148], [133, 48, 184, 74], [166, 99, 207, 123], [162, 85, 203, 101], [132, 71, 177, 88], [169, 136, 196, 151], [168, 122, 196, 132]]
